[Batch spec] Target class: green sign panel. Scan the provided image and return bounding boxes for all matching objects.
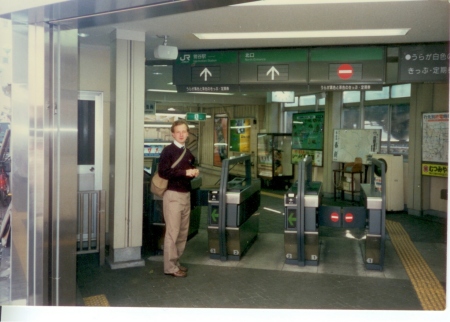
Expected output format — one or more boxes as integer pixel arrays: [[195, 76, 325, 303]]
[[173, 51, 239, 89], [309, 46, 385, 84], [176, 51, 238, 64], [186, 112, 207, 121], [240, 49, 308, 63], [239, 48, 308, 85], [310, 47, 384, 61]]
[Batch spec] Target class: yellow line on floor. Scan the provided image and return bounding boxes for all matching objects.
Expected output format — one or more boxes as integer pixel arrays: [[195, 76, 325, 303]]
[[386, 220, 446, 310], [261, 191, 284, 199], [83, 294, 110, 307]]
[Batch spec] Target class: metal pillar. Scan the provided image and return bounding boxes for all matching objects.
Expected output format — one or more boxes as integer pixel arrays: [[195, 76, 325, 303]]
[[107, 29, 145, 269], [9, 10, 78, 305]]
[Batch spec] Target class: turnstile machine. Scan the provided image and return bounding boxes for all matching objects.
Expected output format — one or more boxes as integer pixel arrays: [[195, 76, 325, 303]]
[[284, 157, 322, 266], [360, 158, 386, 271], [207, 155, 260, 261]]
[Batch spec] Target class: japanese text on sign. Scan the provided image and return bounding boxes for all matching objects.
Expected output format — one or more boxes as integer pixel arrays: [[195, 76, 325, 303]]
[[319, 84, 376, 91], [185, 86, 231, 92], [422, 163, 448, 178], [399, 44, 449, 82]]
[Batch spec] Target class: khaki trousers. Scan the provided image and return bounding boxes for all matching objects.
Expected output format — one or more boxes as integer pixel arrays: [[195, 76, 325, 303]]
[[163, 190, 190, 274]]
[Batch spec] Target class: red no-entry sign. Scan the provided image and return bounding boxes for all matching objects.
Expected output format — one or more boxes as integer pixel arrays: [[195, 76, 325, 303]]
[[331, 212, 340, 222], [337, 64, 354, 80]]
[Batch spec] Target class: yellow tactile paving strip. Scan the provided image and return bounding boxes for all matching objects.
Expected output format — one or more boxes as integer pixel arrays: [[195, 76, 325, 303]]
[[386, 220, 446, 310], [83, 294, 110, 307]]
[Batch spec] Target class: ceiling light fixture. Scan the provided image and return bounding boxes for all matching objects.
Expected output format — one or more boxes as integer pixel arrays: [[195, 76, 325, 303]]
[[147, 89, 178, 93], [194, 28, 410, 40], [234, 0, 425, 5]]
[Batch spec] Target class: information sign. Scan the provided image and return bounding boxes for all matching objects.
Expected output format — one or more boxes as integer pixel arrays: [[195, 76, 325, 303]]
[[398, 43, 449, 83], [239, 48, 308, 84], [186, 112, 207, 121], [173, 50, 239, 90]]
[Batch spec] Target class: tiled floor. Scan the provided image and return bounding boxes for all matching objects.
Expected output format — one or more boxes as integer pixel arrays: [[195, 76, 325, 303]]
[[1, 192, 448, 321], [75, 193, 447, 309]]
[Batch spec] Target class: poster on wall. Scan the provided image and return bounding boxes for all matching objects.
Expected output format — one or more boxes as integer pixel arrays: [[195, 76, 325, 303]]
[[422, 112, 448, 164], [144, 143, 167, 158], [213, 117, 228, 166], [292, 149, 323, 167], [229, 119, 251, 153]]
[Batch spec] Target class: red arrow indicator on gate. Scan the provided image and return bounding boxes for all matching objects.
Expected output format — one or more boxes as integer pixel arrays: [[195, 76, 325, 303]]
[[331, 212, 340, 222], [337, 64, 354, 80], [344, 213, 354, 223]]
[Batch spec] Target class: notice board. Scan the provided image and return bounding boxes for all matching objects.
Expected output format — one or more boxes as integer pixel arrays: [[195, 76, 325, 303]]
[[422, 112, 448, 164], [333, 129, 381, 164]]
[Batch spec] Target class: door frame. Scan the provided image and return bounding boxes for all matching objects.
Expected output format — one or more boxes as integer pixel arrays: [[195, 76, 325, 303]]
[[78, 91, 104, 191]]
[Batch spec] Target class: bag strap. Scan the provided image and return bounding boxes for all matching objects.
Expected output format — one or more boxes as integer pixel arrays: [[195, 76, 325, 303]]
[[171, 148, 186, 169]]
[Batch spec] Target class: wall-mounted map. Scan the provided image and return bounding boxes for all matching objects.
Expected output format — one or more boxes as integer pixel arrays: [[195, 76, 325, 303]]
[[333, 129, 381, 164], [422, 112, 448, 163], [292, 112, 324, 150]]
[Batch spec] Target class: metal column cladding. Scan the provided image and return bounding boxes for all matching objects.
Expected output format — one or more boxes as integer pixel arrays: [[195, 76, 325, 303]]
[[309, 46, 386, 89], [173, 50, 239, 93], [10, 15, 78, 305]]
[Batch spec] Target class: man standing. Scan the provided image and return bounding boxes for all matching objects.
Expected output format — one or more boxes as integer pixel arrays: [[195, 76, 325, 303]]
[[158, 119, 199, 277]]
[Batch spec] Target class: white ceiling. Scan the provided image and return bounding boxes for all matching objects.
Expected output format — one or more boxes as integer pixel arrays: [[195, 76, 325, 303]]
[[76, 0, 449, 105], [79, 0, 449, 57]]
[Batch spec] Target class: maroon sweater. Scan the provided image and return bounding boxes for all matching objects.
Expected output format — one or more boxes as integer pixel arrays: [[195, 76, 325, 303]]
[[158, 143, 196, 193]]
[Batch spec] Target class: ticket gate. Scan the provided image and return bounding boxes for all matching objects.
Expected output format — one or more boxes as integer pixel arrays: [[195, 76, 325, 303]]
[[207, 155, 260, 261], [360, 158, 386, 271], [284, 157, 322, 266]]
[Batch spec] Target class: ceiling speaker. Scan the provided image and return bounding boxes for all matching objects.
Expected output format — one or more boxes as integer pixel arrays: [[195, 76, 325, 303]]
[[153, 45, 178, 60]]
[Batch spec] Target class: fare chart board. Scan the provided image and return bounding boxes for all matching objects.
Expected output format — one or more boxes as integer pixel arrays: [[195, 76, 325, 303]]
[[421, 112, 448, 178], [333, 129, 381, 164]]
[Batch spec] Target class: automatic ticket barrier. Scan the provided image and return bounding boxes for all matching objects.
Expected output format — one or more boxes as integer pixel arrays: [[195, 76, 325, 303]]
[[360, 158, 386, 271], [207, 155, 260, 261], [284, 157, 322, 266]]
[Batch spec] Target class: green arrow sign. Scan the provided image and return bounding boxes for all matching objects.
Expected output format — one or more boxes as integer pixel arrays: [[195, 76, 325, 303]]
[[288, 212, 297, 227], [186, 112, 207, 121], [211, 208, 219, 223]]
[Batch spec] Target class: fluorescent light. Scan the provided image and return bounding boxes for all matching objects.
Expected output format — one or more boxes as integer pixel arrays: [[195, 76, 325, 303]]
[[144, 124, 172, 128], [194, 29, 410, 40], [234, 0, 425, 5], [230, 125, 251, 129], [263, 207, 282, 214], [145, 123, 196, 128], [147, 89, 178, 93]]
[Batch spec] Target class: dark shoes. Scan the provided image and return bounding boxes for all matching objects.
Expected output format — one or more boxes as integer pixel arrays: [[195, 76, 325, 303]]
[[164, 265, 188, 277], [165, 270, 187, 278]]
